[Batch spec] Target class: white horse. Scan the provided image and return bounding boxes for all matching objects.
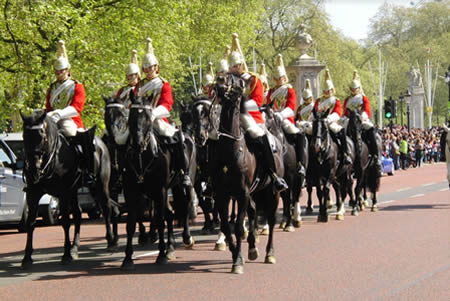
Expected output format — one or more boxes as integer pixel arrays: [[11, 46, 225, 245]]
[[443, 125, 450, 189]]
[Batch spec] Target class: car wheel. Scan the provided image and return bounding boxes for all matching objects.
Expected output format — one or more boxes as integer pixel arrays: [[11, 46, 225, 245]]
[[17, 201, 28, 233], [42, 196, 60, 225]]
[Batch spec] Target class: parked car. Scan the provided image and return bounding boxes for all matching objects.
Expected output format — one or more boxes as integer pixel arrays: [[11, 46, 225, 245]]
[[0, 132, 101, 227]]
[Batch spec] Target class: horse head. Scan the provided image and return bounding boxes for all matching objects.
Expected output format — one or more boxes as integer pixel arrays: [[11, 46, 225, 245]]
[[312, 109, 331, 160], [103, 95, 129, 145], [128, 92, 157, 156], [347, 108, 363, 148], [20, 109, 58, 183], [191, 94, 211, 146], [214, 74, 245, 137], [260, 103, 283, 141]]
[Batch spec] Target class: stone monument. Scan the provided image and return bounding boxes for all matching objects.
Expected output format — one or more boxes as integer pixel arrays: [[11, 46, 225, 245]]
[[286, 24, 325, 106], [406, 65, 425, 129]]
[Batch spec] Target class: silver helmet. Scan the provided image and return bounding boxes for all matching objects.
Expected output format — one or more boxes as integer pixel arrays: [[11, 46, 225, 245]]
[[54, 40, 70, 71], [142, 38, 158, 69]]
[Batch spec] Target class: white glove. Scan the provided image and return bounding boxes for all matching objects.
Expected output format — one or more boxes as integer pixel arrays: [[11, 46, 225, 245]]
[[326, 112, 340, 124], [151, 105, 170, 122], [47, 110, 62, 123], [244, 99, 259, 112], [274, 112, 283, 121], [280, 107, 294, 119]]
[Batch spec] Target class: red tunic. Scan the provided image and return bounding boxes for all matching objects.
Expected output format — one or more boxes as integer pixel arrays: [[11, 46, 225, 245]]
[[45, 81, 85, 128], [343, 95, 371, 118], [267, 85, 296, 124], [246, 75, 264, 124]]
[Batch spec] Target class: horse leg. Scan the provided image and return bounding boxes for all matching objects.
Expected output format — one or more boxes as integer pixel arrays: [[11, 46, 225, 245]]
[[247, 195, 258, 261], [155, 189, 168, 265], [69, 192, 81, 260], [371, 192, 378, 212], [265, 192, 279, 264], [282, 189, 295, 232], [316, 181, 327, 222], [217, 193, 236, 269], [60, 198, 73, 264], [334, 181, 344, 221], [306, 182, 314, 214], [231, 190, 248, 274], [165, 208, 176, 260], [21, 192, 41, 269], [121, 188, 137, 270], [137, 194, 149, 246]]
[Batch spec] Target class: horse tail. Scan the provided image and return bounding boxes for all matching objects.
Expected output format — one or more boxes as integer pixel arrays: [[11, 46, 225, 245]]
[[366, 164, 381, 192]]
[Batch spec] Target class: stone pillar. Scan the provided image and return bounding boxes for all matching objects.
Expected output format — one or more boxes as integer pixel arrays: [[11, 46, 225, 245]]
[[407, 66, 425, 129], [286, 25, 325, 107], [410, 86, 425, 129]]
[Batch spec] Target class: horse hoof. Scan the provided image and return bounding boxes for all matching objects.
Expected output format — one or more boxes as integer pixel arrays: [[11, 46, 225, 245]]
[[306, 207, 314, 215], [336, 214, 344, 221], [279, 222, 286, 229], [284, 225, 295, 232], [156, 255, 169, 265], [326, 200, 333, 209], [231, 265, 244, 274], [167, 250, 176, 261], [317, 215, 328, 223], [260, 228, 269, 236], [107, 243, 119, 252], [61, 255, 73, 265], [264, 255, 276, 264], [184, 237, 195, 249], [248, 248, 259, 261], [371, 205, 378, 212], [351, 209, 359, 216], [121, 258, 135, 271], [241, 231, 248, 240], [214, 242, 226, 251], [293, 220, 302, 228], [364, 200, 370, 208], [20, 258, 33, 270]]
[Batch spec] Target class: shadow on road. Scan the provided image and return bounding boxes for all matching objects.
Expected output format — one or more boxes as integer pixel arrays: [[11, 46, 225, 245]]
[[381, 203, 449, 211]]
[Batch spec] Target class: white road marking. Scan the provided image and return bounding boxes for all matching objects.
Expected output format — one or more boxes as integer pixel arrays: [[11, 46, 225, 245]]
[[422, 182, 435, 186], [380, 200, 394, 205], [133, 251, 159, 259], [439, 188, 448, 192], [410, 194, 425, 198], [396, 187, 411, 192]]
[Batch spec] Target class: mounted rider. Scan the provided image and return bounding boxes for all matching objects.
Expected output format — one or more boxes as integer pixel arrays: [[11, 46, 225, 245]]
[[343, 70, 383, 176], [227, 33, 288, 192], [116, 49, 140, 109], [45, 40, 95, 184], [266, 54, 306, 177], [314, 69, 351, 165], [295, 79, 315, 136], [136, 37, 192, 190]]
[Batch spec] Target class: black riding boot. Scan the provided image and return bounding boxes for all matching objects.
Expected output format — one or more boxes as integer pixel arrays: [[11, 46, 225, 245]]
[[339, 129, 351, 165], [258, 134, 288, 192], [366, 127, 383, 177], [295, 133, 306, 177], [76, 126, 96, 187]]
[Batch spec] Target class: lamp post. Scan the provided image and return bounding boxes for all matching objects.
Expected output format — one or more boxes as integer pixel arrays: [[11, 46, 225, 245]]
[[445, 65, 450, 124], [404, 90, 411, 131], [399, 94, 404, 126]]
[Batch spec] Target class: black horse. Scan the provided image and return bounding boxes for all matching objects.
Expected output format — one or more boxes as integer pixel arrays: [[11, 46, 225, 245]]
[[211, 75, 283, 274], [190, 96, 219, 233], [347, 109, 381, 212], [308, 109, 340, 222], [120, 92, 195, 269], [260, 104, 304, 231], [20, 110, 117, 269]]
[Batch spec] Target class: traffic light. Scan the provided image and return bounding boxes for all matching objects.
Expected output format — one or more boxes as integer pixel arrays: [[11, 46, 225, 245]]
[[384, 98, 393, 119]]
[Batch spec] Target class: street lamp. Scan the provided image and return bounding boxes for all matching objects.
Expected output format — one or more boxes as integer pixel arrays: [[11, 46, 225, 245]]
[[399, 94, 404, 126], [404, 90, 411, 131], [445, 65, 450, 124]]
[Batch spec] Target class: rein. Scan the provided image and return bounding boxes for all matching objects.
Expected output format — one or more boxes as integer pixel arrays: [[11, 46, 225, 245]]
[[24, 123, 61, 184]]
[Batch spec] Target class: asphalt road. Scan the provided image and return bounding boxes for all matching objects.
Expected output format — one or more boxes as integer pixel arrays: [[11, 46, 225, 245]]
[[0, 163, 448, 301]]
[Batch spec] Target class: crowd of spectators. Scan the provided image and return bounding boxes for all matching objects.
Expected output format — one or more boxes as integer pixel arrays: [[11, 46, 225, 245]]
[[379, 125, 446, 171]]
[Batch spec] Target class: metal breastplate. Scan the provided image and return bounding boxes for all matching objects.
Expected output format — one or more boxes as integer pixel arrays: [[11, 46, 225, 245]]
[[270, 84, 290, 109], [318, 96, 336, 112], [119, 86, 134, 108], [299, 103, 314, 121], [138, 77, 164, 107], [347, 94, 363, 111], [49, 79, 75, 109]]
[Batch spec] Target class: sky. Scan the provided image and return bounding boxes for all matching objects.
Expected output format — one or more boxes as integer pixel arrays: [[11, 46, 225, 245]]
[[324, 0, 419, 41]]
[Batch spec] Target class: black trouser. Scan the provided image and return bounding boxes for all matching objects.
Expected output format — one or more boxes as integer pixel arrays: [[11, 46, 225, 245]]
[[257, 134, 278, 176], [71, 126, 96, 177]]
